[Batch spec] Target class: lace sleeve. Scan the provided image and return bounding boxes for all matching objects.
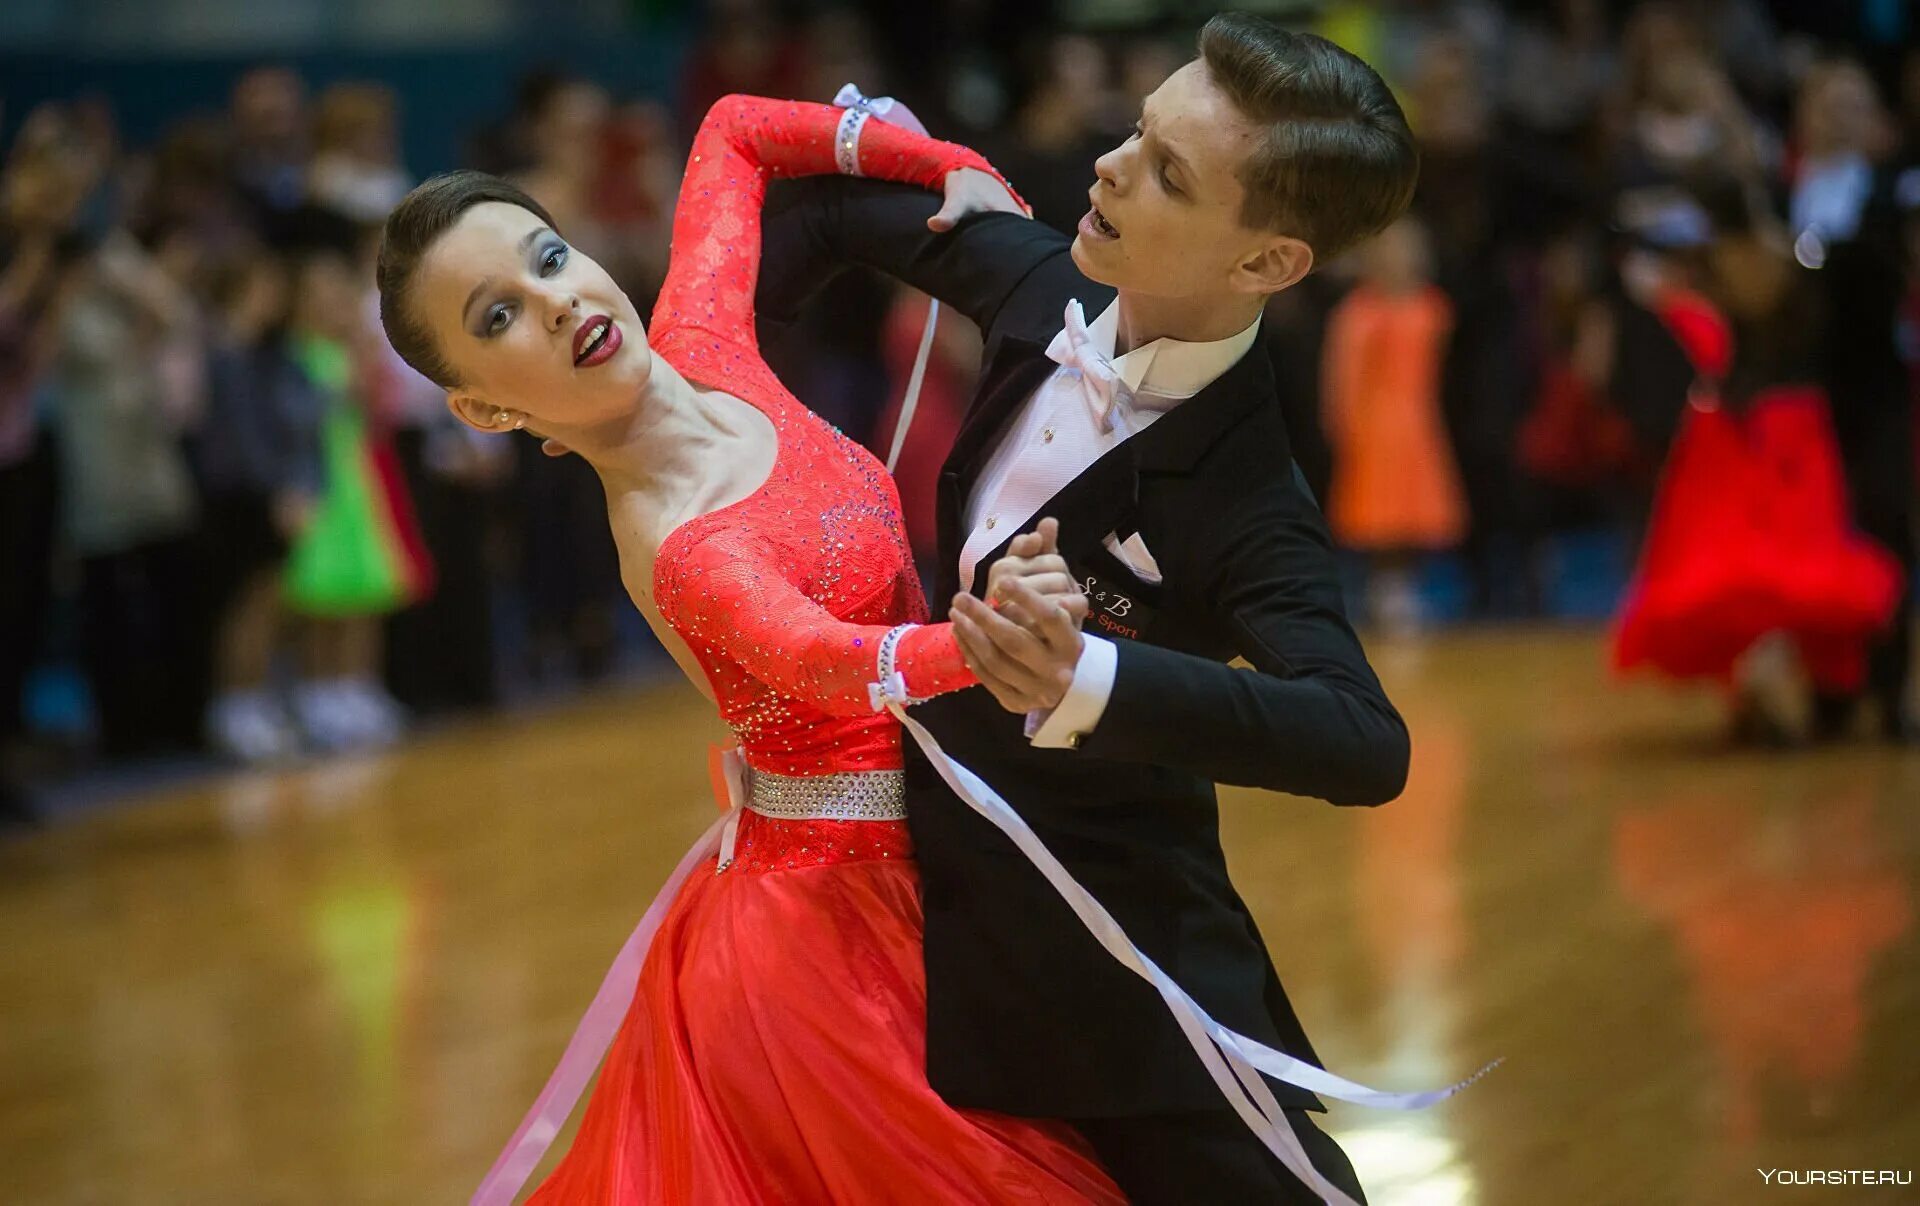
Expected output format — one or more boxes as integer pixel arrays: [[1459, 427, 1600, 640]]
[[650, 93, 1022, 353], [658, 530, 976, 717]]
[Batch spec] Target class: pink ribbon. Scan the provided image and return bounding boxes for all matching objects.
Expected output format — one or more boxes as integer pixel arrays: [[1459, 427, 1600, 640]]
[[470, 753, 748, 1205]]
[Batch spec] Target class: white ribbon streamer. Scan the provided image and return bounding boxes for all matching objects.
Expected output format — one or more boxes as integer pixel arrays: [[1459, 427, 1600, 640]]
[[887, 297, 939, 474], [470, 807, 738, 1205], [879, 696, 1499, 1204], [832, 82, 940, 474]]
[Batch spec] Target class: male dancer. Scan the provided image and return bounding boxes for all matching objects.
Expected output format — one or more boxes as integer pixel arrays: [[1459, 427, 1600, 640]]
[[758, 16, 1418, 1202]]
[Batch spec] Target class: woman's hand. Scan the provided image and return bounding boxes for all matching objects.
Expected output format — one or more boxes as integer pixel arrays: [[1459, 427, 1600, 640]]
[[929, 167, 1030, 232], [951, 518, 1089, 714], [983, 521, 1080, 611]]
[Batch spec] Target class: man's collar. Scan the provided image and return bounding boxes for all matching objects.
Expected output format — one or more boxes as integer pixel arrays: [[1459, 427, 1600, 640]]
[[1086, 298, 1264, 407]]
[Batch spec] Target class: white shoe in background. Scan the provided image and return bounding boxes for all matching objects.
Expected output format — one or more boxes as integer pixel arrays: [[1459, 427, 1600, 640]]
[[339, 678, 408, 749], [1733, 630, 1811, 746], [207, 690, 301, 765], [293, 680, 363, 754], [1369, 567, 1427, 639]]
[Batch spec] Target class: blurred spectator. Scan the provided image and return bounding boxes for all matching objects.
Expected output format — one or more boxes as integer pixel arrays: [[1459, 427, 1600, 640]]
[[1500, 0, 1615, 148], [1678, 0, 1784, 110], [512, 77, 614, 243], [1409, 34, 1580, 617], [361, 226, 509, 717], [510, 76, 676, 302], [678, 0, 808, 141], [798, 7, 886, 110], [1318, 0, 1505, 101], [590, 99, 679, 303], [1, 105, 96, 816], [228, 66, 310, 222], [1114, 30, 1186, 122], [1321, 216, 1467, 634], [497, 77, 633, 688], [1784, 61, 1916, 741], [1517, 227, 1642, 496], [1609, 11, 1772, 200], [142, 116, 256, 261], [1898, 46, 1920, 158], [308, 83, 412, 222], [191, 244, 321, 764], [1560, 225, 1703, 504], [982, 35, 1115, 237], [50, 224, 208, 756], [1785, 59, 1893, 243], [279, 214, 418, 752]]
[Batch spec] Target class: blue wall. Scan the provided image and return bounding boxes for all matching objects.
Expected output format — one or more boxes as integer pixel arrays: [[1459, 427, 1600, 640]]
[[1, 29, 692, 174]]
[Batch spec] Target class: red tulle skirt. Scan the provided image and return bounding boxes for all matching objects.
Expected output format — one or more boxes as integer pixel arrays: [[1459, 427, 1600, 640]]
[[527, 810, 1123, 1205], [1613, 386, 1903, 690]]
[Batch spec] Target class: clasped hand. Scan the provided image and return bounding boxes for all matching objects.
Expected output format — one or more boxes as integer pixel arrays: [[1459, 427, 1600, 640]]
[[950, 518, 1087, 714]]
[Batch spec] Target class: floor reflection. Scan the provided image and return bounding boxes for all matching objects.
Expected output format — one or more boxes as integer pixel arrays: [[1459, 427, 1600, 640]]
[[1613, 788, 1912, 1147], [1342, 715, 1478, 1205]]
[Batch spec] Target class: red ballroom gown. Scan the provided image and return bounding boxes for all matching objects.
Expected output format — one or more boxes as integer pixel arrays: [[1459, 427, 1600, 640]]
[[1612, 286, 1903, 691], [524, 96, 1122, 1205]]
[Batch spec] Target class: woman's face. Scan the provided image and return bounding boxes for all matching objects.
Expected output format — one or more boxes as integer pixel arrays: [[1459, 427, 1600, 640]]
[[414, 200, 650, 432]]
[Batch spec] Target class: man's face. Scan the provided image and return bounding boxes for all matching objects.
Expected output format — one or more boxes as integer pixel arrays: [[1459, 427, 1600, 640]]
[[1073, 60, 1294, 301]]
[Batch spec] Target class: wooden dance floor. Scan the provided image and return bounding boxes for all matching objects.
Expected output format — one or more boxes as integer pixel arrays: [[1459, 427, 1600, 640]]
[[4, 629, 1917, 1204]]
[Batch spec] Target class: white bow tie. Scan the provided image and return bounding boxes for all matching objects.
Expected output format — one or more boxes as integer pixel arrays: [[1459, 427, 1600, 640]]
[[1044, 299, 1131, 433]]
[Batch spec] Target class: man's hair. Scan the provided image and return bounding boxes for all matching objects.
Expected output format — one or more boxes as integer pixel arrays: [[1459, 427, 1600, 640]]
[[1199, 14, 1418, 260], [375, 169, 558, 388]]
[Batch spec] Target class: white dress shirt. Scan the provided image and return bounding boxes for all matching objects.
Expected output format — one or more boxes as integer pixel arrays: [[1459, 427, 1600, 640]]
[[959, 298, 1263, 747]]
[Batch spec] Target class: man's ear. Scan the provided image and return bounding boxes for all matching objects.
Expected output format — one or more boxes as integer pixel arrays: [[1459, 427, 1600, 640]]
[[1236, 235, 1314, 296], [447, 391, 517, 434]]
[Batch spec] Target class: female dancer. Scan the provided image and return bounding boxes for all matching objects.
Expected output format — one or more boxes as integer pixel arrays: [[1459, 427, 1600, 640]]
[[1612, 186, 1903, 741], [375, 95, 1122, 1203]]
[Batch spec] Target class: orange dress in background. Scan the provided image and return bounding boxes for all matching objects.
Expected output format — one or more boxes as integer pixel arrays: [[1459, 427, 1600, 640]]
[[1320, 283, 1467, 551]]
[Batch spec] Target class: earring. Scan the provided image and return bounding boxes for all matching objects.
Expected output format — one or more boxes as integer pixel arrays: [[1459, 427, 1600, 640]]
[[494, 409, 513, 428]]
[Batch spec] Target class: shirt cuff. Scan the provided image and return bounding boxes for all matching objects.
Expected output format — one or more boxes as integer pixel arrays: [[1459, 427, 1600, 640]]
[[1026, 635, 1118, 749]]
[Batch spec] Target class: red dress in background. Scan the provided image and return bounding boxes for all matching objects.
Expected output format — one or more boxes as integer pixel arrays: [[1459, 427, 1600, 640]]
[[1613, 286, 1903, 690], [523, 97, 1120, 1205]]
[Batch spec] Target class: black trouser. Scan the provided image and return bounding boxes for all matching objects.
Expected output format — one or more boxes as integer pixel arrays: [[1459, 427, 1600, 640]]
[[511, 437, 622, 680], [79, 536, 208, 756], [384, 429, 498, 714], [1071, 1108, 1368, 1205], [1856, 498, 1914, 726], [0, 434, 57, 745], [1824, 402, 1915, 730]]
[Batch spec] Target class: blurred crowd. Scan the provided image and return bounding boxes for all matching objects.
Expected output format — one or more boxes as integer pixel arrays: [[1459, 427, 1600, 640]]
[[3, 0, 1918, 811]]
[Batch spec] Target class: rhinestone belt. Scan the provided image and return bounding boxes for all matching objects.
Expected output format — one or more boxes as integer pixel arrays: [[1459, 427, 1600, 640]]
[[747, 768, 906, 821]]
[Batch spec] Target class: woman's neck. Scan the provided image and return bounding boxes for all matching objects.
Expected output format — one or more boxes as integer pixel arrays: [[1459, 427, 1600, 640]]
[[564, 357, 773, 543]]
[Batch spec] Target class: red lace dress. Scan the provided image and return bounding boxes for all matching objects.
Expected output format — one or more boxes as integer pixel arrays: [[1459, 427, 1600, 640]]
[[523, 97, 1121, 1205]]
